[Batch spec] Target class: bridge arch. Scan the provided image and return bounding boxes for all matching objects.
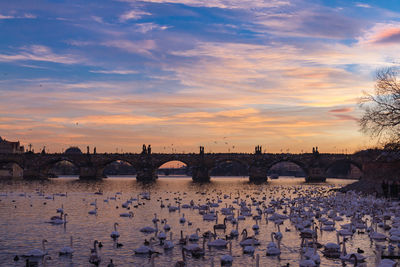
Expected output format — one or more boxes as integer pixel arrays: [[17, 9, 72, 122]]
[[0, 159, 24, 170], [157, 160, 191, 176], [325, 159, 363, 180], [41, 158, 81, 177], [209, 158, 250, 177], [266, 159, 309, 178], [101, 159, 138, 177]]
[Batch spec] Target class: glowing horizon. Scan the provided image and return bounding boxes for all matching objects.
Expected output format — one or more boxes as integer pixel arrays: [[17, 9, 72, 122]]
[[1, 0, 399, 153]]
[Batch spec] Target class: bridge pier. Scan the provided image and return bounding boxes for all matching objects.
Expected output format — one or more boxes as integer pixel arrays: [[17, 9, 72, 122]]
[[136, 167, 158, 182], [249, 165, 268, 183], [79, 166, 104, 180], [192, 166, 210, 182], [305, 167, 326, 182], [23, 168, 48, 180]]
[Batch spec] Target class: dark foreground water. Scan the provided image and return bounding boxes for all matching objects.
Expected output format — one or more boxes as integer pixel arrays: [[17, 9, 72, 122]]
[[0, 177, 382, 267]]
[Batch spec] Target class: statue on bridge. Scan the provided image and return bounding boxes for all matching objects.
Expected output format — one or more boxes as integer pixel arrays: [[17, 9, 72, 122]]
[[255, 145, 262, 155], [312, 146, 319, 156], [141, 144, 152, 155], [199, 146, 204, 156], [142, 144, 147, 154]]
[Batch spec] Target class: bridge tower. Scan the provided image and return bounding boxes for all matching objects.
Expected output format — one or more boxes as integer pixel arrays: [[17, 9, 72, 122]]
[[191, 146, 210, 182], [305, 147, 326, 182], [249, 145, 268, 183], [136, 144, 158, 182]]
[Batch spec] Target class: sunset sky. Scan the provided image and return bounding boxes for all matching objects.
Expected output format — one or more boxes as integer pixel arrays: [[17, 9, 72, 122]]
[[1, 0, 400, 154]]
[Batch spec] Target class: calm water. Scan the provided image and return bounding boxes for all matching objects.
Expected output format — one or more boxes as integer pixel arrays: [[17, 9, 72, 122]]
[[0, 176, 379, 267]]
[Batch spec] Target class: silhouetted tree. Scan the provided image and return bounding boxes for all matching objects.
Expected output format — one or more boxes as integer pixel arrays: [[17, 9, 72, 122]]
[[359, 68, 400, 147]]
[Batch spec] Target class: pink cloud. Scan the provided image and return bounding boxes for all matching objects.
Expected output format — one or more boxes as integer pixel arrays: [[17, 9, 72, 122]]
[[329, 107, 353, 113], [371, 28, 400, 44]]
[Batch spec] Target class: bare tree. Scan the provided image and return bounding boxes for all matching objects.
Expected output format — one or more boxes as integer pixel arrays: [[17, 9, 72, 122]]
[[359, 68, 400, 147]]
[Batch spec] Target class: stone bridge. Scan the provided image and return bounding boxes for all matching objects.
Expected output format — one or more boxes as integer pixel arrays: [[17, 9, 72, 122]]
[[0, 146, 372, 183]]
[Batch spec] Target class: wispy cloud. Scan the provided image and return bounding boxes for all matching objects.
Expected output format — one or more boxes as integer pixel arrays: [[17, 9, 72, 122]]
[[89, 69, 138, 74], [0, 13, 36, 19], [102, 40, 156, 55], [119, 9, 151, 22], [355, 3, 371, 8], [0, 45, 82, 64]]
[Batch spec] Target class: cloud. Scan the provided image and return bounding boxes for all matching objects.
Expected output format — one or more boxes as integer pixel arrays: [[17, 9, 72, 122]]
[[358, 22, 400, 45], [119, 9, 151, 22], [329, 108, 353, 113], [355, 3, 371, 8], [89, 69, 138, 74], [135, 23, 169, 33], [118, 0, 290, 9], [0, 13, 36, 19], [0, 45, 82, 64], [372, 28, 400, 44], [102, 40, 156, 55]]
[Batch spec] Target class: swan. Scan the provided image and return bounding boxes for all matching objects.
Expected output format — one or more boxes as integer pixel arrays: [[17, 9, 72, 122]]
[[190, 238, 206, 258], [89, 240, 101, 265], [110, 223, 120, 239], [230, 222, 239, 237], [88, 206, 98, 215], [49, 213, 67, 224], [23, 239, 48, 257], [339, 238, 366, 263], [163, 219, 171, 231], [299, 247, 316, 267], [274, 224, 283, 241], [239, 229, 260, 246], [266, 233, 281, 256], [252, 219, 259, 231], [243, 237, 256, 254], [157, 231, 167, 241], [134, 238, 156, 254], [179, 213, 186, 223], [304, 237, 320, 265], [59, 236, 74, 256], [152, 213, 159, 223], [163, 232, 174, 250], [214, 217, 227, 232], [140, 222, 157, 233], [220, 241, 233, 266], [208, 238, 228, 248], [322, 232, 341, 258], [369, 223, 387, 242], [189, 228, 200, 241], [56, 204, 64, 213], [174, 247, 186, 267]]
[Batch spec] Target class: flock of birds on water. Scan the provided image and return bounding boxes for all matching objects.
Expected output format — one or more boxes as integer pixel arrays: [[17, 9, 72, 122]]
[[3, 182, 400, 267]]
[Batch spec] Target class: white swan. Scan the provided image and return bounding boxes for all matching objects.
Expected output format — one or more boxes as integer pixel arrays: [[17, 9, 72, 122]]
[[111, 222, 120, 239], [59, 236, 74, 256], [189, 228, 200, 241], [163, 232, 174, 250], [220, 241, 233, 266], [266, 233, 281, 256], [208, 238, 228, 248], [23, 239, 48, 257]]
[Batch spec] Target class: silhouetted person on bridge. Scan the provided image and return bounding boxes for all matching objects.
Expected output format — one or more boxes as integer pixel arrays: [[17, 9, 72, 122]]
[[382, 179, 389, 198]]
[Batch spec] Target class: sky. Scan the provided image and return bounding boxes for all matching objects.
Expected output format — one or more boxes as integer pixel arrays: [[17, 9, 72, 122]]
[[1, 0, 400, 154]]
